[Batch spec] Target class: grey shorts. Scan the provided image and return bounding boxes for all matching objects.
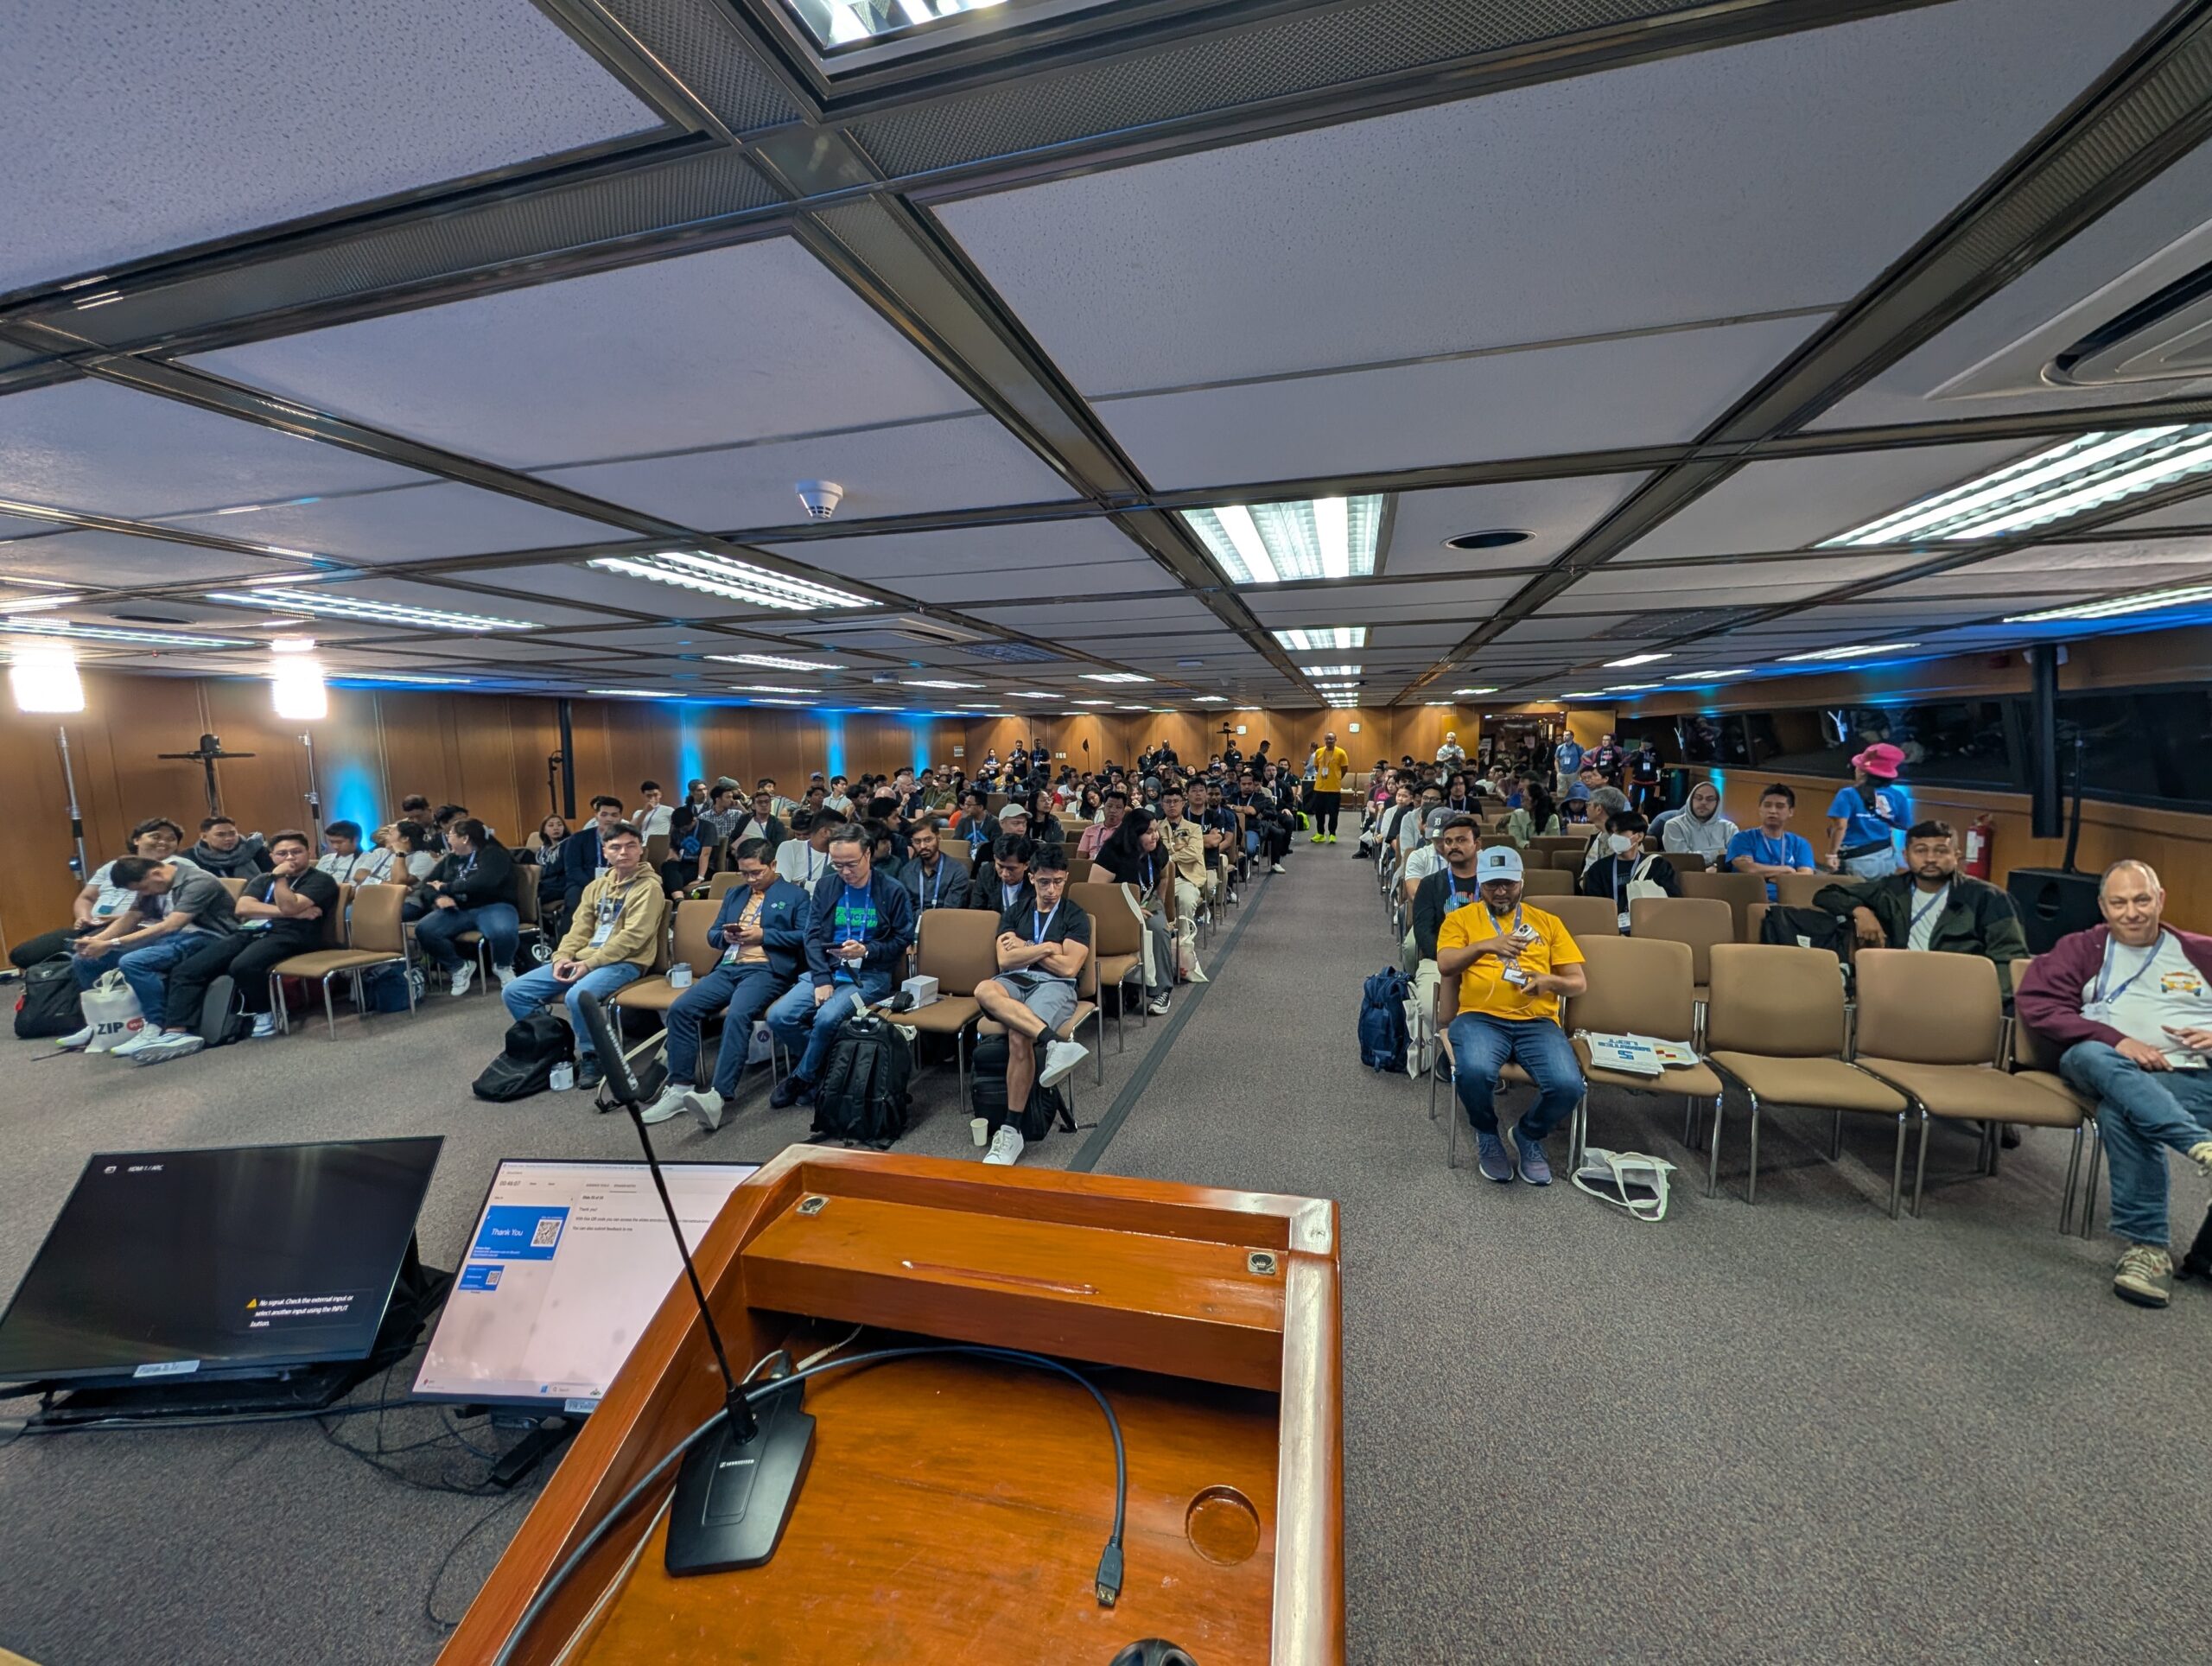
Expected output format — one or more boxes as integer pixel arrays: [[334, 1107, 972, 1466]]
[[992, 970, 1078, 1034]]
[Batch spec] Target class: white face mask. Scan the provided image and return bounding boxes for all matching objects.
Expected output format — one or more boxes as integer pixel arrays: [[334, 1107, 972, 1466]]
[[1607, 833, 1633, 855]]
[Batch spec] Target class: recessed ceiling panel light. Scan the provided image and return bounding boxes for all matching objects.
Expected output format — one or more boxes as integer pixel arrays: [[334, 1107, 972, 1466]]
[[709, 652, 843, 671], [2005, 582, 2212, 622], [1179, 496, 1384, 585], [1667, 667, 1751, 679], [1007, 690, 1059, 698], [1192, 695, 1228, 703], [330, 671, 473, 685], [1605, 682, 1662, 692], [590, 550, 870, 612], [204, 590, 531, 633], [1777, 642, 1922, 662], [1821, 426, 2212, 545], [1079, 672, 1152, 684], [1072, 698, 1112, 706], [729, 683, 812, 693], [1452, 685, 1498, 696], [748, 697, 813, 707], [1271, 626, 1368, 652], [586, 688, 676, 697], [904, 677, 982, 690], [1604, 652, 1671, 668], [1446, 530, 1533, 551], [1300, 664, 1362, 677], [3, 617, 248, 648], [1556, 690, 1610, 699]]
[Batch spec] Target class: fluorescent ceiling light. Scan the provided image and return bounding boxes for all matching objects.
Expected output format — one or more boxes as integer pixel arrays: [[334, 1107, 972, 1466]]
[[4, 617, 247, 648], [1822, 426, 2212, 545], [1271, 626, 1367, 652], [331, 672, 472, 685], [1453, 686, 1498, 696], [1116, 703, 1150, 710], [587, 688, 676, 697], [748, 697, 813, 707], [1180, 496, 1384, 585], [709, 652, 843, 671], [1556, 690, 1609, 699], [1192, 695, 1228, 703], [730, 683, 812, 694], [1667, 668, 1751, 679], [2005, 582, 2212, 623], [1079, 672, 1152, 684], [1072, 698, 1112, 706], [1777, 642, 1921, 663], [1424, 701, 1456, 707], [205, 590, 531, 633], [1604, 652, 1670, 668], [590, 550, 869, 612], [785, 0, 1022, 51], [905, 677, 982, 690], [1, 593, 80, 614], [262, 545, 324, 563], [1007, 690, 1059, 698], [1605, 683, 1662, 692], [1300, 664, 1362, 677]]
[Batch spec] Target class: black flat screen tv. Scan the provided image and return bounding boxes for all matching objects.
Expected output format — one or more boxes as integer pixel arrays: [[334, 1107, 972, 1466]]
[[0, 1136, 442, 1389]]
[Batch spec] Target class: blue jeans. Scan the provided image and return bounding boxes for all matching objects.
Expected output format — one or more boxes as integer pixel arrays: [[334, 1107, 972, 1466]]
[[2061, 1040, 2212, 1245], [1447, 1012, 1583, 1142], [416, 901, 518, 972], [1840, 847, 1898, 880], [766, 970, 894, 1084], [501, 962, 643, 1059], [664, 962, 785, 1095], [73, 932, 209, 1028]]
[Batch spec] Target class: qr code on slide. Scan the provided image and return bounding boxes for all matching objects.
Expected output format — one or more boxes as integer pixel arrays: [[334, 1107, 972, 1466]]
[[531, 1218, 563, 1249]]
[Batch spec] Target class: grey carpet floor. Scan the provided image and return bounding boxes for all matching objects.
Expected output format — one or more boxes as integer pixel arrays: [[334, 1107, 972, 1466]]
[[3, 855, 2208, 1663]]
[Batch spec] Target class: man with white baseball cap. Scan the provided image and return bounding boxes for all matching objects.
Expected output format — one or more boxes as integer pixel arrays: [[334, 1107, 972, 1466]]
[[1434, 843, 1588, 1186]]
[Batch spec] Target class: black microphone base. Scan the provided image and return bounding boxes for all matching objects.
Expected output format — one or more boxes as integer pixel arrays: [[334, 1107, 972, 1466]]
[[664, 1385, 816, 1578]]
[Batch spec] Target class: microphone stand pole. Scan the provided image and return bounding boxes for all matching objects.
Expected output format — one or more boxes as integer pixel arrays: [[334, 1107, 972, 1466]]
[[299, 731, 325, 849], [56, 726, 87, 883]]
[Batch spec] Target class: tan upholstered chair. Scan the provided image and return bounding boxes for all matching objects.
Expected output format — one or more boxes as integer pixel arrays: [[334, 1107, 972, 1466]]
[[1628, 895, 1734, 1015], [1551, 849, 1590, 872], [690, 870, 743, 900], [1070, 881, 1143, 1048], [1532, 894, 1620, 943], [216, 876, 248, 899], [1517, 868, 1573, 898], [269, 881, 410, 1039], [1678, 870, 1766, 943], [611, 898, 724, 1027], [1426, 967, 1541, 1170], [2009, 956, 2101, 1237], [1667, 850, 1709, 873], [1706, 943, 1910, 1213], [1772, 871, 1831, 910], [1849, 949, 2089, 1218], [894, 908, 1000, 1105], [1564, 934, 1724, 1169]]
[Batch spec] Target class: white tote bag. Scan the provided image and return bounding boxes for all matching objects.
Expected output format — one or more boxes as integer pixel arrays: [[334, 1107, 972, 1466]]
[[1571, 1147, 1678, 1222], [81, 970, 144, 1052]]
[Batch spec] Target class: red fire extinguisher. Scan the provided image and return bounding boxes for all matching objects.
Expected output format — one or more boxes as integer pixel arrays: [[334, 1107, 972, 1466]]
[[1962, 815, 1995, 881]]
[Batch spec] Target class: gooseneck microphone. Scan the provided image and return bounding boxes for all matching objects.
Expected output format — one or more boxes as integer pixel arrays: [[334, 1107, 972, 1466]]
[[575, 989, 815, 1576]]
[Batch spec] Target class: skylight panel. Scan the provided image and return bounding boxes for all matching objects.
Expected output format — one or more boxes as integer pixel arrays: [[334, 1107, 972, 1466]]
[[1272, 627, 1367, 651], [1181, 496, 1384, 585]]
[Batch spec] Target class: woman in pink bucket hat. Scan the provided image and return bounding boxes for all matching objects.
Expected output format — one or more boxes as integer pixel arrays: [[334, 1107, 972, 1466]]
[[1825, 741, 1912, 878]]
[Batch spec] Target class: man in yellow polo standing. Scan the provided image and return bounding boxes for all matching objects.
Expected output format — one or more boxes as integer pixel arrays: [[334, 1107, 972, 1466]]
[[1311, 730, 1351, 845]]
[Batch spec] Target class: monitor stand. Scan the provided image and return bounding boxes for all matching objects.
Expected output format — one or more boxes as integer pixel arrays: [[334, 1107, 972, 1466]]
[[30, 1237, 451, 1428], [485, 1414, 579, 1489]]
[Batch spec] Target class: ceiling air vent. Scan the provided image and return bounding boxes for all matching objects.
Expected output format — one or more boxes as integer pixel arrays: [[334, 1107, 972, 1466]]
[[957, 641, 1061, 664], [1594, 607, 1763, 641], [2053, 259, 2212, 387]]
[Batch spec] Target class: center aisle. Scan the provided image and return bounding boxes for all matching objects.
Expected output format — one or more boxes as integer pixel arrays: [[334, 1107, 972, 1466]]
[[1091, 842, 2212, 1663]]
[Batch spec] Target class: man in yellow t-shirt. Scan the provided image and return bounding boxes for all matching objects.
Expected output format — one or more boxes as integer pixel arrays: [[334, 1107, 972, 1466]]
[[1311, 731, 1351, 845], [1434, 845, 1587, 1186]]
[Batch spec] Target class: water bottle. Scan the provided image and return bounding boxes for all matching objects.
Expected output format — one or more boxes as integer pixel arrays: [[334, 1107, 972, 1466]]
[[549, 1062, 575, 1091]]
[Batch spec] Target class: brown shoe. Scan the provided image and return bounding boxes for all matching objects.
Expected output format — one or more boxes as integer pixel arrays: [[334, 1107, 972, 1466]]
[[2113, 1243, 2174, 1308]]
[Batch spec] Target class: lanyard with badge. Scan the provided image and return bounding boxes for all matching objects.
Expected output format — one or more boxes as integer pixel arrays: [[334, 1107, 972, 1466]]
[[588, 880, 627, 948], [1444, 872, 1474, 913], [1492, 904, 1537, 989], [923, 861, 944, 907], [1753, 832, 1793, 866], [2084, 931, 2165, 1021], [1031, 902, 1060, 946], [1908, 885, 1948, 945]]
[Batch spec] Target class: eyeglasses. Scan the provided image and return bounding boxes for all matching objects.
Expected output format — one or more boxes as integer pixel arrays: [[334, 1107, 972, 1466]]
[[829, 856, 867, 873]]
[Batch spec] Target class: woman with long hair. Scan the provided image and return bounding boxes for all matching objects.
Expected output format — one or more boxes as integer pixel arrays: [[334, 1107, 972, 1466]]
[[1506, 779, 1560, 847], [1094, 808, 1177, 1015]]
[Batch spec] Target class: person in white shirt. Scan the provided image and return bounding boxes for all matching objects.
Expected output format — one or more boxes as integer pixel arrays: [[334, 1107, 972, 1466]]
[[315, 820, 395, 886], [1660, 781, 1738, 862], [823, 775, 854, 816], [1435, 732, 1468, 769], [632, 781, 675, 840], [774, 811, 838, 889]]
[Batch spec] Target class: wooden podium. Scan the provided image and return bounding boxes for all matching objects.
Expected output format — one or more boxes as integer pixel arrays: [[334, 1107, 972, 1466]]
[[442, 1148, 1343, 1664]]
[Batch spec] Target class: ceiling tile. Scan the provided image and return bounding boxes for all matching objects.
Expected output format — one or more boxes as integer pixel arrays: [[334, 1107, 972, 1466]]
[[151, 480, 624, 563], [762, 517, 1144, 582], [0, 529, 297, 588], [1382, 474, 1648, 575]]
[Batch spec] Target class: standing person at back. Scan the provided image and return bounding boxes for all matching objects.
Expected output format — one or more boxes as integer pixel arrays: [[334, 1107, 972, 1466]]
[[1552, 731, 1584, 792], [1825, 742, 1912, 878], [1726, 784, 1820, 900], [1310, 731, 1351, 845]]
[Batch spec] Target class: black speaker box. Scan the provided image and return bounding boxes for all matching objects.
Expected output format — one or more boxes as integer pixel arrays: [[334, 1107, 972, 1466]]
[[2006, 868, 2103, 955]]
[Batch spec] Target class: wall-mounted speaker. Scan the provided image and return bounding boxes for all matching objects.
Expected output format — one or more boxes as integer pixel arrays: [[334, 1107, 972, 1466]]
[[2006, 867, 2102, 955]]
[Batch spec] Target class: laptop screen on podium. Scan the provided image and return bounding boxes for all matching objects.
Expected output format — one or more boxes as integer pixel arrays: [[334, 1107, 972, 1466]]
[[0, 1137, 442, 1388], [413, 1159, 756, 1411]]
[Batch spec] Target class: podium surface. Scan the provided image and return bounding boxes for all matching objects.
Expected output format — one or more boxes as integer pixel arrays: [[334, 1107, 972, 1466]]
[[442, 1148, 1343, 1665]]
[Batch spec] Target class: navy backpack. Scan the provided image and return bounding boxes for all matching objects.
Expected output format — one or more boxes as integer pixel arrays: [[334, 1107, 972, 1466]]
[[1358, 967, 1410, 1074]]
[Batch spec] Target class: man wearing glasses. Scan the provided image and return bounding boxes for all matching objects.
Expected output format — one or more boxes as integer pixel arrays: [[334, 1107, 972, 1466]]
[[766, 823, 917, 1110], [972, 846, 1092, 1166]]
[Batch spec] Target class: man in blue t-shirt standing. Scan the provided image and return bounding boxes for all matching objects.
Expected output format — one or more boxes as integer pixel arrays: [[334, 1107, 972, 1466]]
[[1726, 783, 1821, 901], [1824, 742, 1912, 879], [766, 823, 917, 1109], [1552, 734, 1584, 792]]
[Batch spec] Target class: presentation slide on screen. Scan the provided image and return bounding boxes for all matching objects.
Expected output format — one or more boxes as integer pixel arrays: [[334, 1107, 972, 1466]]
[[413, 1161, 754, 1408]]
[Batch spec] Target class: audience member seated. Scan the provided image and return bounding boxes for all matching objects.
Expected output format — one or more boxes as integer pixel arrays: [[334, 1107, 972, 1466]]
[[902, 817, 966, 913], [1198, 781, 1243, 896], [952, 787, 999, 862], [1095, 808, 1177, 1016], [503, 822, 660, 1091], [965, 835, 1035, 915], [188, 814, 273, 879], [632, 780, 674, 840], [2018, 860, 2212, 1309], [726, 787, 789, 861], [415, 818, 521, 995], [1726, 783, 1820, 900], [1503, 781, 1560, 848], [972, 846, 1093, 1167], [1577, 810, 1681, 928], [555, 796, 627, 917], [678, 781, 749, 892], [1156, 785, 1210, 919], [1660, 781, 1737, 862], [639, 840, 809, 1130], [130, 830, 340, 1063], [1080, 787, 1128, 858], [1814, 820, 2026, 973], [315, 820, 393, 887], [381, 819, 441, 883], [397, 793, 441, 849], [1408, 814, 1480, 1033], [766, 824, 918, 1110], [1435, 846, 1586, 1186], [59, 855, 241, 1056], [774, 811, 837, 889], [11, 817, 192, 970]]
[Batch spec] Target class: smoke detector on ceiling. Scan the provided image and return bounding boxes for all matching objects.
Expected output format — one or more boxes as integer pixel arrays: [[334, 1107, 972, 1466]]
[[795, 480, 843, 520]]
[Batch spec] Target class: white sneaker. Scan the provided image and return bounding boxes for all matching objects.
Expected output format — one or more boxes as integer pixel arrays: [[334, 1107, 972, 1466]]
[[1147, 994, 1172, 1016], [1039, 1040, 1088, 1089], [448, 963, 475, 998], [970, 1116, 990, 1148], [982, 1127, 1026, 1166], [133, 1032, 204, 1066], [54, 1025, 94, 1052], [639, 1084, 690, 1125], [494, 967, 519, 991], [250, 1013, 279, 1040], [109, 1027, 163, 1058], [685, 1087, 725, 1133], [1269, 862, 1287, 874]]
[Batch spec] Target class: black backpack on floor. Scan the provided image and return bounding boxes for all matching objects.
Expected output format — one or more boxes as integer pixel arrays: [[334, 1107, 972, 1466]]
[[472, 1012, 574, 1103], [194, 975, 251, 1049], [969, 1033, 1075, 1144], [14, 955, 82, 1039], [810, 1011, 913, 1148]]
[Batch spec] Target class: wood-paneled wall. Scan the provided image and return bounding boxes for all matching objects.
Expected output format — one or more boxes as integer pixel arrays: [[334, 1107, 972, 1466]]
[[0, 674, 963, 957]]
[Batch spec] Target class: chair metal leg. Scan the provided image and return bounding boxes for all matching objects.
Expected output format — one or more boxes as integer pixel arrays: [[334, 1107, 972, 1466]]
[[2081, 1122, 2103, 1239], [1904, 1110, 1925, 1219], [1745, 1091, 1762, 1205], [956, 1029, 967, 1112], [1707, 1094, 1725, 1198], [2060, 1123, 2084, 1236], [349, 970, 365, 1021], [1446, 1091, 1459, 1168], [1830, 1109, 1844, 1161], [320, 974, 339, 1041]]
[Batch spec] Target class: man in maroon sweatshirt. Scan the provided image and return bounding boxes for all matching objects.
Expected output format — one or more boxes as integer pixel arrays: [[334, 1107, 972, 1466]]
[[2017, 860, 2212, 1308]]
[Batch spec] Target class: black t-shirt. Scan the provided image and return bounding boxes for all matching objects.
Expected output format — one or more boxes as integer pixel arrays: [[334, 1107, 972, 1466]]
[[996, 896, 1093, 985], [241, 868, 340, 947]]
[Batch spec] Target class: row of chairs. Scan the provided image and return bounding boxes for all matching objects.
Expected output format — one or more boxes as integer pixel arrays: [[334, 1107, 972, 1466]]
[[202, 877, 419, 1040], [1421, 938, 2099, 1226]]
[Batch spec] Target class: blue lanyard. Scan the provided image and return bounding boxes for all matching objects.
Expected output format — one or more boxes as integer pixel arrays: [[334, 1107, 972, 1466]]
[[1002, 881, 1020, 910], [1444, 872, 1474, 912], [2094, 933, 2164, 1006], [1754, 833, 1792, 865], [1031, 903, 1059, 944], [923, 862, 943, 906], [1909, 886, 1948, 938], [1141, 855, 1155, 890]]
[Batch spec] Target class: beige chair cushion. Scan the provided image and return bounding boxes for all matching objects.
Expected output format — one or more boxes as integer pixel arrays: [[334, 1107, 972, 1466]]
[[899, 994, 982, 1035], [611, 976, 680, 1013], [2014, 1067, 2092, 1115], [270, 948, 400, 979], [1853, 1059, 2085, 1126], [1711, 1052, 1907, 1114], [1573, 1040, 1723, 1099]]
